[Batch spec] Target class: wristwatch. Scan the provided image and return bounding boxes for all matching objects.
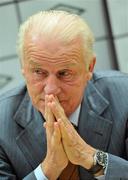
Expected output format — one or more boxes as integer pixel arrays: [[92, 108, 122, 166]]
[[88, 150, 108, 175]]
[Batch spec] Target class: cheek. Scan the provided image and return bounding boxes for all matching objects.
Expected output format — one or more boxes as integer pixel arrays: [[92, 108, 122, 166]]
[[63, 82, 85, 103], [26, 81, 45, 112], [27, 80, 44, 98], [65, 76, 87, 92], [64, 76, 88, 104]]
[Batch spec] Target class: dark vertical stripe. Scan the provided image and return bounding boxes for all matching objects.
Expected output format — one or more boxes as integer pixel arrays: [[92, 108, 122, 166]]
[[102, 0, 119, 70]]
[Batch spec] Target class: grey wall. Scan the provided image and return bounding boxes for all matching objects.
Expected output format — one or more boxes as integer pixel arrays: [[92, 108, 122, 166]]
[[0, 0, 128, 94], [107, 0, 128, 72]]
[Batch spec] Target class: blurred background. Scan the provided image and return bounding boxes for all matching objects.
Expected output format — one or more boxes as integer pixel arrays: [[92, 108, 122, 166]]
[[0, 0, 128, 94]]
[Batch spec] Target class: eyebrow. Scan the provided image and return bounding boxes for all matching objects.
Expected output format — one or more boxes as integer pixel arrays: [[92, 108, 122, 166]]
[[29, 60, 41, 67]]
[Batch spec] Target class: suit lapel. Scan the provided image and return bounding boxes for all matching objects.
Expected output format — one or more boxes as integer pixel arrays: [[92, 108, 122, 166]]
[[78, 80, 113, 150], [78, 81, 113, 179], [14, 92, 47, 169]]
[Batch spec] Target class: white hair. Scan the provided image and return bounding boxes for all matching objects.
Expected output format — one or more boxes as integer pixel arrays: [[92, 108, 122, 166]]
[[17, 10, 95, 67]]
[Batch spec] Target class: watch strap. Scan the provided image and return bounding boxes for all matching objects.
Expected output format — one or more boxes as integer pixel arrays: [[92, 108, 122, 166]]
[[88, 163, 103, 174]]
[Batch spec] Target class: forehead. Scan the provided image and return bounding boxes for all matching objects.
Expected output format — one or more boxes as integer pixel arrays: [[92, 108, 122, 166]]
[[24, 35, 85, 65], [25, 33, 83, 51]]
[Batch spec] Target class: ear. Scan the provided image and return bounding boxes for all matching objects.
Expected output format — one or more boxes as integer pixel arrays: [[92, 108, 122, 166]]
[[89, 56, 96, 72], [86, 56, 96, 81]]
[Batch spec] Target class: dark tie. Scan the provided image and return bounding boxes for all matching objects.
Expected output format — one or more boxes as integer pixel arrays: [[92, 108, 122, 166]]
[[59, 161, 80, 180]]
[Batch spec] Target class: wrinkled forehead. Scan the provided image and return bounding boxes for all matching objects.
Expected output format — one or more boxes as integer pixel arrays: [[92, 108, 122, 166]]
[[24, 33, 85, 58]]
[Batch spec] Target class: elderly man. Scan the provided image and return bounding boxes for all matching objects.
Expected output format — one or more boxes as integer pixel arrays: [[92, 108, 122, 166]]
[[0, 10, 128, 180]]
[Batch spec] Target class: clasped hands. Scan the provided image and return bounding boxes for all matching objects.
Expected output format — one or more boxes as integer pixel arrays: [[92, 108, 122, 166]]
[[41, 94, 96, 180]]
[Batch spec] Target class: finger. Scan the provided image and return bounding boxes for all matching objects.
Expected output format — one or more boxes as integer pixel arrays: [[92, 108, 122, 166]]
[[45, 120, 59, 147], [49, 95, 69, 125], [45, 95, 55, 123], [52, 122, 61, 145], [43, 123, 51, 148], [58, 119, 73, 144], [45, 95, 55, 142], [45, 123, 52, 147], [45, 95, 52, 120]]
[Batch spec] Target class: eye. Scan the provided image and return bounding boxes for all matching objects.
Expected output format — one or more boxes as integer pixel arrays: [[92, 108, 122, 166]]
[[57, 69, 73, 80], [58, 70, 69, 76], [34, 68, 43, 74], [32, 68, 48, 78]]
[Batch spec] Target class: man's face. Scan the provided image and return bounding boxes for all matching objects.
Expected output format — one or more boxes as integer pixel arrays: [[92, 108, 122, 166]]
[[23, 36, 94, 116]]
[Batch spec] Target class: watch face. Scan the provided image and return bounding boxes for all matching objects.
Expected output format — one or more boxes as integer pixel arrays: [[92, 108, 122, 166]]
[[96, 150, 108, 168]]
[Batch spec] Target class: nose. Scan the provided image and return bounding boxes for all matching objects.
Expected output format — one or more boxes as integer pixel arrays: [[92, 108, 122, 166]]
[[44, 74, 61, 95]]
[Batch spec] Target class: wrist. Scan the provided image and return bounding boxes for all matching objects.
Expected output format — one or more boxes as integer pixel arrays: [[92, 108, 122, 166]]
[[80, 146, 96, 169], [41, 159, 63, 180], [88, 149, 108, 176]]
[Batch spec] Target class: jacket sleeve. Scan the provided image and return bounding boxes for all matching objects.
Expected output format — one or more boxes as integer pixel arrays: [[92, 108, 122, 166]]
[[0, 144, 37, 180], [105, 153, 128, 180], [105, 129, 128, 180]]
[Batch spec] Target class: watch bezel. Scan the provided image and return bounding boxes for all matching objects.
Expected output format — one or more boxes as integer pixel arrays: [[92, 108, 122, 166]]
[[96, 150, 108, 169]]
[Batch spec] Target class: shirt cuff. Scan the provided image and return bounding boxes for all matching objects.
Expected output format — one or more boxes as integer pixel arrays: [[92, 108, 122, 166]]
[[34, 164, 48, 180], [96, 175, 105, 180]]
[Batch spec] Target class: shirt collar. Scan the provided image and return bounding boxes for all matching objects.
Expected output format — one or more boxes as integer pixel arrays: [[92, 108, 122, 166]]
[[69, 104, 81, 127]]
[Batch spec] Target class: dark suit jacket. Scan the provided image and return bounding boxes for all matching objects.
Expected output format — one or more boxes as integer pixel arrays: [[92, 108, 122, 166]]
[[0, 71, 128, 180]]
